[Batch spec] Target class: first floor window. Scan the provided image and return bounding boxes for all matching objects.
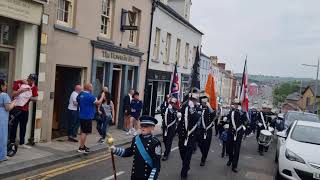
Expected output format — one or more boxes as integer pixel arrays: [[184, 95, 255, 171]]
[[57, 0, 74, 26], [101, 0, 113, 38], [156, 82, 166, 112]]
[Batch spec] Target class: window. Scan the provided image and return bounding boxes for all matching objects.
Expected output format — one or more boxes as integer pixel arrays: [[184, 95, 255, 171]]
[[57, 0, 74, 27], [156, 82, 166, 110], [184, 43, 189, 67], [129, 8, 140, 45], [192, 46, 197, 64], [153, 28, 161, 60], [164, 33, 171, 64], [101, 0, 113, 38], [0, 24, 16, 46], [175, 39, 181, 64]]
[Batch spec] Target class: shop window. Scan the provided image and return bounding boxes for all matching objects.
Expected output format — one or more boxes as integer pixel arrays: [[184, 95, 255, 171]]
[[164, 33, 171, 64], [184, 43, 189, 68], [94, 62, 105, 96], [156, 82, 166, 111], [57, 0, 74, 27], [153, 28, 161, 60], [101, 0, 113, 38], [129, 8, 140, 46], [0, 24, 16, 46], [175, 39, 181, 64], [0, 52, 9, 82]]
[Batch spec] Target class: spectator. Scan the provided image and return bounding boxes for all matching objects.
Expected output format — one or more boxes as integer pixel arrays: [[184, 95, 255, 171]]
[[77, 83, 104, 154], [97, 92, 115, 143], [127, 91, 143, 136], [67, 85, 82, 142], [10, 74, 38, 149], [219, 124, 229, 158], [0, 79, 15, 162], [123, 89, 134, 131]]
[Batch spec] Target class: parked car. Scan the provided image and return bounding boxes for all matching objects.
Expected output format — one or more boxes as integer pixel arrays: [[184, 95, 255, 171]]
[[276, 111, 319, 131], [275, 120, 320, 180]]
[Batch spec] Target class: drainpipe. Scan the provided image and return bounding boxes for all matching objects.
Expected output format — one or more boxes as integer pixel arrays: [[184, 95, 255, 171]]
[[28, 8, 43, 146], [143, 0, 157, 115]]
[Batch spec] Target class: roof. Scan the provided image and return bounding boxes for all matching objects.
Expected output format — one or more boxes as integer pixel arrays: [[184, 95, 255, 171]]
[[157, 1, 204, 35], [286, 92, 302, 101], [296, 120, 320, 128]]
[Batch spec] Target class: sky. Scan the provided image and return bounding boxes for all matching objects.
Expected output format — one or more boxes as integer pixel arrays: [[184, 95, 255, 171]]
[[190, 0, 320, 78]]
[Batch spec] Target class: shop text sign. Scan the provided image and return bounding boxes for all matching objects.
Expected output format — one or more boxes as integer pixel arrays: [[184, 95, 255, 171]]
[[0, 0, 42, 25], [95, 49, 140, 66]]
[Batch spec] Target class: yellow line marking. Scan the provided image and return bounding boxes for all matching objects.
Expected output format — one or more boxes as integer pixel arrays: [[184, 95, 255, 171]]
[[22, 154, 111, 180]]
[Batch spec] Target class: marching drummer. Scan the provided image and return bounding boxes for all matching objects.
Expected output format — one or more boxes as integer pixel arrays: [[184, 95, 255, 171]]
[[256, 104, 272, 156]]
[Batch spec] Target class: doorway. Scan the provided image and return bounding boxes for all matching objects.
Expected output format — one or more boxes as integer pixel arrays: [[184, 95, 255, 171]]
[[52, 66, 81, 139], [111, 66, 122, 126], [0, 48, 14, 93]]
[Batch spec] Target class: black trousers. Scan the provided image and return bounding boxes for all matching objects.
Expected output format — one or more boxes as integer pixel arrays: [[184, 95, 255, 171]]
[[214, 119, 219, 135], [222, 141, 227, 157], [162, 125, 176, 157], [10, 109, 29, 145], [227, 134, 243, 169], [197, 129, 213, 162], [178, 134, 196, 176]]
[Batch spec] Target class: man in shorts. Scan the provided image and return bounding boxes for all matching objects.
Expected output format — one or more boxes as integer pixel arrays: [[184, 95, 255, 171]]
[[127, 91, 143, 136], [77, 83, 104, 153]]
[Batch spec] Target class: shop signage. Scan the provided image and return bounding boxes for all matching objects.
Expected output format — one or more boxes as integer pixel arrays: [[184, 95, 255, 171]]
[[0, 0, 42, 25], [148, 70, 171, 81], [181, 74, 190, 82], [95, 49, 140, 66]]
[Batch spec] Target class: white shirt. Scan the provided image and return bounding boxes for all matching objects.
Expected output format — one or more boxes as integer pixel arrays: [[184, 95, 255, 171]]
[[68, 91, 79, 111], [129, 94, 132, 102]]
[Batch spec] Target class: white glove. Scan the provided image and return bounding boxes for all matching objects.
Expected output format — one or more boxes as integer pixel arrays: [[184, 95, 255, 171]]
[[258, 123, 263, 127], [110, 145, 116, 152], [188, 100, 194, 108], [177, 112, 182, 119]]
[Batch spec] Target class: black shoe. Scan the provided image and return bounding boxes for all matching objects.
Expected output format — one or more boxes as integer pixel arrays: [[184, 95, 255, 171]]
[[200, 161, 205, 166], [227, 161, 232, 166], [84, 146, 90, 153], [162, 156, 168, 161], [77, 147, 85, 153], [68, 137, 78, 142], [221, 154, 225, 158], [232, 168, 238, 173], [259, 152, 264, 156]]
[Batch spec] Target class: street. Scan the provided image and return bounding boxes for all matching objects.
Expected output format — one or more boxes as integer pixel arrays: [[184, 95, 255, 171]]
[[9, 133, 277, 180]]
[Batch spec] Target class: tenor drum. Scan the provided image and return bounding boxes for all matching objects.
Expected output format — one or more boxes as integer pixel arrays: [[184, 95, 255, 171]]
[[268, 127, 275, 135], [258, 130, 272, 146]]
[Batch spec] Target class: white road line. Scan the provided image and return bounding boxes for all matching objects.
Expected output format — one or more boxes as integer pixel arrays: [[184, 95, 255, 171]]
[[102, 171, 125, 180], [171, 147, 179, 152]]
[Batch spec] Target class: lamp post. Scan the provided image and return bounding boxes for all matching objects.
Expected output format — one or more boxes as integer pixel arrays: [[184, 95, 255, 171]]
[[302, 58, 320, 114]]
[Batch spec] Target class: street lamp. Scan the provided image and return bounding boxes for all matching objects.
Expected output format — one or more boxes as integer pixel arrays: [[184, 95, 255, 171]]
[[302, 58, 320, 114]]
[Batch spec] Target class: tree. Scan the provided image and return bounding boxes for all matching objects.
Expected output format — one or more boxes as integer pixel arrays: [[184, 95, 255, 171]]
[[273, 82, 300, 106]]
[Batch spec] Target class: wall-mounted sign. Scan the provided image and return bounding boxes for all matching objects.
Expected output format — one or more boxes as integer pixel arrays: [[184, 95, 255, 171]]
[[95, 48, 140, 66], [121, 9, 138, 32], [0, 0, 43, 25]]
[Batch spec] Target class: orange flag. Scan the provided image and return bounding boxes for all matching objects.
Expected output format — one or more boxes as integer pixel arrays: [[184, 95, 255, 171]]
[[205, 73, 218, 110]]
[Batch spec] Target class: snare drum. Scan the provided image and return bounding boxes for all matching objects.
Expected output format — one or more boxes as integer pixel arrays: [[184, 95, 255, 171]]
[[268, 127, 275, 135], [258, 130, 272, 146]]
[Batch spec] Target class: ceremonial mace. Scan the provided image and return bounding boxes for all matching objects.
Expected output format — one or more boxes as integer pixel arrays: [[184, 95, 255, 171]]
[[107, 133, 117, 180]]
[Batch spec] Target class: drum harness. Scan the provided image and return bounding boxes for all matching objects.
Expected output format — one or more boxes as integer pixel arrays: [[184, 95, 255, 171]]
[[184, 106, 198, 146], [231, 111, 246, 141], [260, 112, 267, 130], [164, 105, 177, 137]]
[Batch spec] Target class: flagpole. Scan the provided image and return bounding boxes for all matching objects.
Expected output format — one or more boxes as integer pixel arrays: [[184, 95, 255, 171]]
[[169, 62, 176, 97]]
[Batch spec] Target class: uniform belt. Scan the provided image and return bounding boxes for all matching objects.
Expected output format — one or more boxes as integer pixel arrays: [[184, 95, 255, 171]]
[[184, 125, 197, 146], [164, 120, 176, 137]]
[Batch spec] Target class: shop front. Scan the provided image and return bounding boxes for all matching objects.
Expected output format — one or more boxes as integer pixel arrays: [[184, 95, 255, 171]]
[[181, 73, 190, 101], [0, 0, 44, 143], [91, 40, 143, 129], [144, 70, 171, 117]]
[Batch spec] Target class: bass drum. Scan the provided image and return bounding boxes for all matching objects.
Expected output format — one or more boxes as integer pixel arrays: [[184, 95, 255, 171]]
[[258, 130, 272, 147]]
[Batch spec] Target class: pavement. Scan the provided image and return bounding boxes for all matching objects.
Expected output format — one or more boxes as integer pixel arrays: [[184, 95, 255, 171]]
[[6, 131, 277, 180], [0, 119, 162, 179]]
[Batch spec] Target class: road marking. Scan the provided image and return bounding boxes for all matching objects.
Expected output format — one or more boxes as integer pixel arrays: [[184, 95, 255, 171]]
[[22, 154, 111, 180], [171, 147, 179, 152], [102, 171, 125, 180]]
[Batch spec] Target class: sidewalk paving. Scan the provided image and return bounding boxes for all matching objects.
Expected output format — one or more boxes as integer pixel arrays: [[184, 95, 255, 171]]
[[0, 119, 162, 178]]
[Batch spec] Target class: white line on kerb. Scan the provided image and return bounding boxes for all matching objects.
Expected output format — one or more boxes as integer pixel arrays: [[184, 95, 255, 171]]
[[102, 171, 125, 180]]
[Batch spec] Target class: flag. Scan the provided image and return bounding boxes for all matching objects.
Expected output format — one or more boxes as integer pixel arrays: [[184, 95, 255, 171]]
[[170, 62, 180, 107], [240, 58, 249, 112], [190, 46, 201, 91], [205, 73, 218, 109]]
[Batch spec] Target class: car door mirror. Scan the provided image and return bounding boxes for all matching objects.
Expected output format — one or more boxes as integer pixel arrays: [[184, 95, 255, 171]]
[[277, 131, 287, 139]]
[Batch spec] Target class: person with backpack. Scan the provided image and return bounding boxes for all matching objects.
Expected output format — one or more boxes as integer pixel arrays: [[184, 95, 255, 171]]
[[96, 92, 115, 143]]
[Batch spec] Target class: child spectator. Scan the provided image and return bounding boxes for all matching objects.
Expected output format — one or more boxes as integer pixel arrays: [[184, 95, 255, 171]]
[[220, 124, 229, 158]]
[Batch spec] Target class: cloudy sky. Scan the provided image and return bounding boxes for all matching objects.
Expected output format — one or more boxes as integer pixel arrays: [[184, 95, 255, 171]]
[[190, 0, 320, 78]]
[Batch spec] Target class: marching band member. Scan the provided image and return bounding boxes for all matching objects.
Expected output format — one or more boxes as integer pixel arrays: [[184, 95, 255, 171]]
[[177, 90, 201, 179], [197, 93, 216, 166], [111, 116, 162, 180]]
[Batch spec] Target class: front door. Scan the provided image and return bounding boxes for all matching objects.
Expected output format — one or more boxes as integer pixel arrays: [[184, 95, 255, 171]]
[[0, 48, 13, 93], [111, 66, 122, 126], [52, 66, 81, 139]]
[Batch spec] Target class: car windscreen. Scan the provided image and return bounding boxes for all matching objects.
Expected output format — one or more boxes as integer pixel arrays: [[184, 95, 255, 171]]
[[291, 125, 320, 145], [285, 113, 319, 127]]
